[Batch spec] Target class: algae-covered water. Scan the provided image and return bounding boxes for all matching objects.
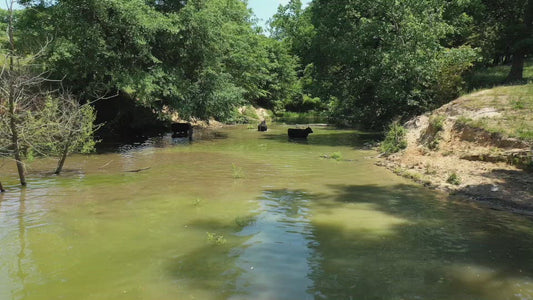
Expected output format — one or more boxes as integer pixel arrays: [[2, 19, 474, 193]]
[[1, 125, 532, 299]]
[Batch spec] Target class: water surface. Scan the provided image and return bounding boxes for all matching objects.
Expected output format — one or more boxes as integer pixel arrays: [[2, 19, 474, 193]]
[[1, 125, 532, 299]]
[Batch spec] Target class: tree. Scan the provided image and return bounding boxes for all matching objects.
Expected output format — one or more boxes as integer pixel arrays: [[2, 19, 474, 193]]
[[38, 93, 98, 175], [306, 0, 478, 128], [0, 0, 97, 186], [506, 0, 533, 82]]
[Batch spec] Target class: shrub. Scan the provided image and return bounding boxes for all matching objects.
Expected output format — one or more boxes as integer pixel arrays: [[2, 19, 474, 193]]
[[381, 121, 408, 155], [425, 115, 446, 150], [446, 172, 461, 185]]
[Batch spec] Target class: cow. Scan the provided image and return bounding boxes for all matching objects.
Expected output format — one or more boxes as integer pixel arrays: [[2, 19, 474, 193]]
[[0, 181, 4, 192], [171, 122, 193, 140], [258, 120, 267, 132], [288, 127, 313, 139]]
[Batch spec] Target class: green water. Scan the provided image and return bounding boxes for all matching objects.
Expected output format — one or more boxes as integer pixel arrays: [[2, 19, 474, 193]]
[[1, 125, 532, 300]]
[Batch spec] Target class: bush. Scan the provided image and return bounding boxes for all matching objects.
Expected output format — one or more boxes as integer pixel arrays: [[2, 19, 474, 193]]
[[446, 172, 462, 185], [381, 121, 408, 155], [424, 115, 446, 150]]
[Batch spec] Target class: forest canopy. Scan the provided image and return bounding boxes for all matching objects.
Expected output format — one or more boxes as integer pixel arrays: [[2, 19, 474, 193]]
[[3, 0, 531, 130]]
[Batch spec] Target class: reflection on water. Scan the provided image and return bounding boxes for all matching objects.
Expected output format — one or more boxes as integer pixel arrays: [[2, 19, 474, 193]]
[[232, 190, 315, 300], [0, 125, 532, 299]]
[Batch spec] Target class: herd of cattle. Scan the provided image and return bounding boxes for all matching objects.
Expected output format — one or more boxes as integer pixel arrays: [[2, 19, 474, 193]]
[[171, 121, 313, 141]]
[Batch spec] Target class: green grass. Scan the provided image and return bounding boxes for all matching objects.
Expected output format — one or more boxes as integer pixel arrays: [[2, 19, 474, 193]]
[[446, 172, 462, 185], [381, 122, 408, 155], [465, 59, 533, 90], [456, 83, 533, 142]]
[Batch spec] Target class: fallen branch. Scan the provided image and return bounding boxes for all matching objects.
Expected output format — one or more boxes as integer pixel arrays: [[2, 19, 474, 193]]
[[99, 160, 113, 169], [125, 167, 151, 173]]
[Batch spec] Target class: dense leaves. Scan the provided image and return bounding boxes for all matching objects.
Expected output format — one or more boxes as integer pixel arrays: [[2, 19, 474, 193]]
[[7, 0, 528, 129]]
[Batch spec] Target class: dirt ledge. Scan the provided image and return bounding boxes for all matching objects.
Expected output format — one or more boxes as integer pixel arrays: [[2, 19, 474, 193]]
[[376, 97, 533, 217]]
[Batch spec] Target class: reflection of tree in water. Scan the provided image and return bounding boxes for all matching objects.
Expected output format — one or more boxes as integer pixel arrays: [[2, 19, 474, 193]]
[[169, 189, 318, 300], [0, 190, 29, 299], [17, 190, 28, 298], [230, 189, 317, 300]]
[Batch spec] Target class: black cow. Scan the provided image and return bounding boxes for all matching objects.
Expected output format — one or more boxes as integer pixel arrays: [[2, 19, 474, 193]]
[[258, 120, 267, 132], [171, 122, 193, 140], [288, 127, 313, 139]]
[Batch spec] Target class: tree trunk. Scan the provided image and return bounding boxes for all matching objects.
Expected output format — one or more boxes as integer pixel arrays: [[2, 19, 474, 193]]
[[506, 51, 525, 82], [0, 181, 5, 192], [506, 0, 533, 82], [54, 142, 70, 175], [7, 0, 26, 186]]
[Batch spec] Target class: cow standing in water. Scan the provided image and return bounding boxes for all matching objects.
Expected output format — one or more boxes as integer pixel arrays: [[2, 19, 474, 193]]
[[258, 120, 267, 132], [288, 127, 313, 139], [171, 122, 193, 141]]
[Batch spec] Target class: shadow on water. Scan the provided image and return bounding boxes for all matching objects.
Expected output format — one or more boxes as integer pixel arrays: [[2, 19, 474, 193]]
[[96, 128, 229, 153], [168, 185, 533, 299], [260, 127, 382, 149], [308, 184, 533, 299]]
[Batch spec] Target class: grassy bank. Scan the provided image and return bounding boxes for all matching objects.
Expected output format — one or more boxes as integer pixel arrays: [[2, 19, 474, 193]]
[[465, 59, 533, 90], [456, 84, 533, 142]]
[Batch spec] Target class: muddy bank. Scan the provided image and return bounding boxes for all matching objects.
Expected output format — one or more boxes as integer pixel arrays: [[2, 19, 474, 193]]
[[377, 92, 532, 216]]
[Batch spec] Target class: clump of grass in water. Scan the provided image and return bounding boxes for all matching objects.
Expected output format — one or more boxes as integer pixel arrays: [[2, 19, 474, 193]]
[[447, 172, 462, 185], [193, 198, 202, 207], [320, 152, 343, 161], [206, 232, 226, 245], [331, 152, 343, 161], [235, 215, 256, 229], [232, 163, 245, 179]]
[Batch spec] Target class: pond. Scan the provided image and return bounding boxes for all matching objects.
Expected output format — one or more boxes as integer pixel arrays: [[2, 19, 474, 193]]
[[1, 124, 532, 300]]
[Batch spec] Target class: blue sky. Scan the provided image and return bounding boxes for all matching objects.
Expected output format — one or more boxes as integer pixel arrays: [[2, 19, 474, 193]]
[[1, 0, 311, 29], [248, 0, 311, 29]]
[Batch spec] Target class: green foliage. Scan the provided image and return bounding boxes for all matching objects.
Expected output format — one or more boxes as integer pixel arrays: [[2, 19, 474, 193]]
[[381, 122, 408, 155], [307, 0, 479, 128], [234, 215, 256, 229], [424, 115, 446, 150], [14, 0, 300, 124], [446, 172, 462, 185], [206, 232, 226, 245], [231, 163, 245, 179]]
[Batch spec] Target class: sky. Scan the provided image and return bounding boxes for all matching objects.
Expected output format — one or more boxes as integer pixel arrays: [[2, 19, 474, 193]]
[[1, 0, 312, 30], [248, 0, 311, 29]]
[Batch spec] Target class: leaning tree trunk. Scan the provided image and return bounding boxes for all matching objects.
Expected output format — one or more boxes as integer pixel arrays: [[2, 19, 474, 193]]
[[7, 0, 26, 186], [54, 135, 73, 175]]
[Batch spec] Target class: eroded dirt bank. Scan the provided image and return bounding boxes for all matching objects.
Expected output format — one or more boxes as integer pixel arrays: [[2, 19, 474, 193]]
[[377, 89, 532, 216]]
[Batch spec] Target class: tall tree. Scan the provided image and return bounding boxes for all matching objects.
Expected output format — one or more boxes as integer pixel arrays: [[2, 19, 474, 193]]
[[1, 0, 98, 186], [307, 0, 477, 128], [506, 0, 533, 81]]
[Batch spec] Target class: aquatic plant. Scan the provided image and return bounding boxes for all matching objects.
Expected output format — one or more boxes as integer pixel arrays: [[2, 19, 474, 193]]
[[206, 232, 227, 245], [235, 215, 256, 229], [232, 163, 245, 179]]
